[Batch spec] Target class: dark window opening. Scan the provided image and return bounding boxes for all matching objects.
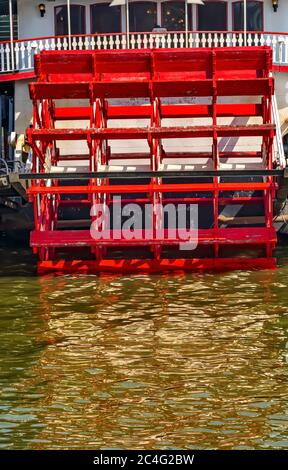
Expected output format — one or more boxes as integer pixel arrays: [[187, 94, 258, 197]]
[[161, 1, 192, 31], [0, 0, 17, 41], [55, 5, 86, 36], [91, 4, 121, 33], [197, 1, 227, 31], [233, 1, 263, 31], [129, 2, 157, 32]]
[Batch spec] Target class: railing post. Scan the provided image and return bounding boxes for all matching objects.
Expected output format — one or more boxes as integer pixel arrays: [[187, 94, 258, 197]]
[[9, 0, 15, 71], [126, 0, 130, 49], [0, 44, 4, 73], [243, 0, 247, 46], [278, 37, 284, 67], [284, 36, 288, 66], [67, 0, 72, 49], [185, 0, 188, 48]]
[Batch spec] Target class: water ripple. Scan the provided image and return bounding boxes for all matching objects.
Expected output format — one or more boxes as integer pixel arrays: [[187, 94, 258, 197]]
[[0, 246, 287, 449]]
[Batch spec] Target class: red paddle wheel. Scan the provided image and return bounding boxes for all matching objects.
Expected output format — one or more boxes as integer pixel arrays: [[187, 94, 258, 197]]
[[26, 47, 278, 273]]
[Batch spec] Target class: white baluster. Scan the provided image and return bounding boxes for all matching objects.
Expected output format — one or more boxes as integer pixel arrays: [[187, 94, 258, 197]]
[[247, 33, 252, 47], [213, 33, 218, 47], [284, 37, 288, 65], [121, 35, 127, 50], [130, 34, 136, 49], [143, 34, 148, 49], [232, 33, 237, 47], [265, 34, 271, 48], [278, 37, 284, 65], [253, 33, 259, 46], [11, 42, 15, 71], [29, 41, 37, 69], [272, 35, 277, 64], [0, 44, 4, 72], [103, 35, 108, 50], [195, 33, 200, 48], [38, 40, 44, 51], [166, 33, 172, 48], [201, 34, 206, 48], [179, 33, 184, 48], [97, 35, 103, 49], [155, 34, 160, 49], [148, 33, 154, 48], [109, 35, 114, 49], [71, 37, 77, 50], [219, 33, 224, 47], [91, 36, 96, 49], [20, 41, 29, 70], [238, 33, 243, 46], [160, 34, 166, 48], [64, 37, 69, 50], [78, 36, 84, 50], [84, 36, 90, 50], [45, 39, 50, 51], [115, 35, 120, 50], [135, 34, 140, 49], [56, 37, 62, 50], [226, 33, 231, 47], [15, 42, 20, 70], [207, 33, 212, 48], [50, 38, 56, 50], [5, 43, 10, 71], [259, 34, 265, 46], [188, 33, 193, 48], [173, 33, 178, 48]]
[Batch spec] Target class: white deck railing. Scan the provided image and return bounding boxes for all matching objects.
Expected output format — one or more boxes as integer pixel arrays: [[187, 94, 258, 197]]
[[1, 31, 288, 74]]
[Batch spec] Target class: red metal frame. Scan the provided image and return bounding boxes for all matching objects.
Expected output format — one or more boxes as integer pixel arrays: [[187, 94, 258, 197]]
[[27, 46, 277, 273], [0, 71, 36, 82]]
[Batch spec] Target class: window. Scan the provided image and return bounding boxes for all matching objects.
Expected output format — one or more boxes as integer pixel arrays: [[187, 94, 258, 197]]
[[129, 2, 157, 32], [197, 1, 227, 31], [161, 1, 192, 31], [0, 0, 17, 41], [233, 1, 263, 31], [91, 4, 121, 33], [55, 5, 86, 36]]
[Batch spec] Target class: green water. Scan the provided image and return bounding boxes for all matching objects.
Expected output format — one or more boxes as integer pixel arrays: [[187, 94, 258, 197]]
[[0, 243, 288, 450]]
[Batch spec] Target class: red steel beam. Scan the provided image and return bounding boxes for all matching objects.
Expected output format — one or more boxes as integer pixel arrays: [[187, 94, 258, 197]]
[[37, 47, 271, 77], [30, 227, 276, 248], [27, 181, 275, 196], [57, 151, 263, 161], [29, 78, 272, 100], [27, 124, 275, 142]]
